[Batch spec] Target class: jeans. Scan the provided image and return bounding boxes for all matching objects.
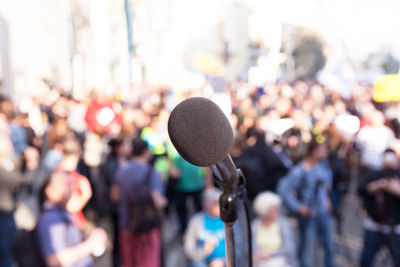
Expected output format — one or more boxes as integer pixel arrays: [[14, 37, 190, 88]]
[[298, 212, 334, 267], [360, 229, 400, 267], [0, 212, 17, 267], [189, 260, 208, 267]]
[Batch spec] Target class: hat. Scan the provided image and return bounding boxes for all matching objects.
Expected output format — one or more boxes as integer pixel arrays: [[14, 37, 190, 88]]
[[202, 188, 222, 206], [253, 191, 281, 217]]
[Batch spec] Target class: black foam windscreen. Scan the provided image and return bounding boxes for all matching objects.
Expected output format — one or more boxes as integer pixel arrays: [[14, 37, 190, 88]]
[[168, 97, 234, 167]]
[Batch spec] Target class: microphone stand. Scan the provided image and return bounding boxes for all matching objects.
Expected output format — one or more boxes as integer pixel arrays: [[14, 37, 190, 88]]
[[211, 156, 253, 267]]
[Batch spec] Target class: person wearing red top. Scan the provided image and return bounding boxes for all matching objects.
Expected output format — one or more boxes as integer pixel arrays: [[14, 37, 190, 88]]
[[57, 138, 92, 229], [84, 92, 122, 135]]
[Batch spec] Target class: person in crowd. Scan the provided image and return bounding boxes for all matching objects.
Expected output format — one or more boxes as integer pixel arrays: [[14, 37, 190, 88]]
[[114, 137, 167, 267], [37, 170, 108, 267], [252, 191, 297, 267], [102, 135, 132, 267], [84, 90, 122, 136], [141, 115, 167, 156], [76, 132, 106, 221], [326, 124, 350, 219], [271, 139, 294, 171], [241, 127, 288, 197], [17, 112, 43, 154], [47, 117, 74, 149], [0, 97, 28, 157], [356, 109, 395, 172], [173, 153, 206, 234], [278, 136, 334, 267], [57, 138, 92, 230], [231, 132, 268, 203], [0, 133, 37, 267], [358, 148, 400, 267], [281, 109, 311, 165], [43, 138, 64, 171], [184, 188, 226, 267], [67, 97, 88, 138]]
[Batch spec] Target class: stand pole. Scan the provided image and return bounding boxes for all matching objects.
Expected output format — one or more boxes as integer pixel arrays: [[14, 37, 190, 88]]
[[224, 222, 236, 267], [212, 159, 252, 267]]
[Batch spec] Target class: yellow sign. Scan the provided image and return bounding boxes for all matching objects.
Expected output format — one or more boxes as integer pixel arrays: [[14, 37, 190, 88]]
[[190, 52, 225, 77], [374, 74, 400, 102]]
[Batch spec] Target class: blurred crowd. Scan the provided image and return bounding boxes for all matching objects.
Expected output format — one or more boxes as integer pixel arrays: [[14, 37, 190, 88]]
[[2, 79, 400, 267]]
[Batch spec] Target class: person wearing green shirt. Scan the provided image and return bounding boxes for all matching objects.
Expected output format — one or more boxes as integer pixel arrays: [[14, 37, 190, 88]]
[[173, 154, 205, 234]]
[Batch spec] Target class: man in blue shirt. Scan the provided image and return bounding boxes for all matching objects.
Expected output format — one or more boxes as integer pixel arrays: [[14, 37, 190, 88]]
[[184, 188, 226, 267], [278, 137, 334, 267], [37, 170, 108, 267]]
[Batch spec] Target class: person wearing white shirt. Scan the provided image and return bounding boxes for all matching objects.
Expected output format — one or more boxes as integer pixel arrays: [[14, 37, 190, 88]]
[[356, 110, 395, 171]]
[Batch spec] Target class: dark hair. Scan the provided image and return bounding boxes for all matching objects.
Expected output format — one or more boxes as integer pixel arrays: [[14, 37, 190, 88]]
[[307, 134, 327, 156], [132, 137, 148, 157], [384, 148, 396, 155], [0, 98, 15, 120], [108, 135, 130, 157], [246, 127, 265, 142]]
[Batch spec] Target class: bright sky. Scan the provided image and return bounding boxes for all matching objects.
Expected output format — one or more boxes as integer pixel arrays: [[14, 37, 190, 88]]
[[247, 0, 400, 61]]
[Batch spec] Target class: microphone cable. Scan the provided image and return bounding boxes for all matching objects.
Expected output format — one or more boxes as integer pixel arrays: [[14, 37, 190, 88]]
[[238, 184, 253, 267]]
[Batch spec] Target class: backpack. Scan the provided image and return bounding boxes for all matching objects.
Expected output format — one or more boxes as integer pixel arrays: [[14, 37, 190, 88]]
[[13, 227, 46, 267], [128, 166, 161, 233]]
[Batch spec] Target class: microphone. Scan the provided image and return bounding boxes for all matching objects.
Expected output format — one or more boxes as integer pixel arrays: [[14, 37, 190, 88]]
[[168, 97, 234, 167], [168, 96, 239, 211], [168, 97, 252, 267], [168, 96, 239, 188]]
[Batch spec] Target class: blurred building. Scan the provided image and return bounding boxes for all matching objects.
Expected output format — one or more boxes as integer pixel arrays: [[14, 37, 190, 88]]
[[0, 0, 71, 100], [0, 0, 399, 102], [0, 0, 130, 102]]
